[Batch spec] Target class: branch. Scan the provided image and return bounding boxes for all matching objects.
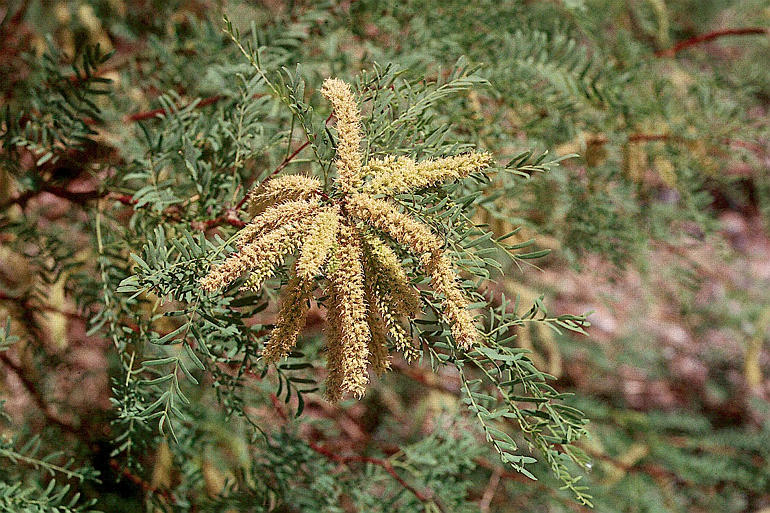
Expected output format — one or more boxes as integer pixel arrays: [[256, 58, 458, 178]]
[[191, 208, 246, 230], [589, 133, 765, 154], [474, 458, 592, 513], [655, 27, 768, 57], [234, 111, 335, 211], [0, 183, 123, 210], [307, 440, 447, 513], [123, 94, 224, 123], [3, 105, 332, 233], [109, 459, 177, 504]]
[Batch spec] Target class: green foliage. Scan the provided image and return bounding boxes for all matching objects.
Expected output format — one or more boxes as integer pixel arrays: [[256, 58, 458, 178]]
[[108, 41, 591, 503], [2, 41, 112, 168], [1, 1, 768, 512]]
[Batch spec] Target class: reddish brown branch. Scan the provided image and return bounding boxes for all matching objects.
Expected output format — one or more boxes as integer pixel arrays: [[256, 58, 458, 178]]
[[627, 133, 679, 143], [307, 440, 446, 512], [234, 111, 334, 211], [655, 27, 768, 57], [1, 183, 136, 210], [0, 292, 83, 319], [272, 140, 312, 178], [0, 181, 242, 231], [124, 95, 224, 123], [0, 185, 102, 210], [109, 192, 138, 206], [590, 133, 765, 154], [2, 102, 332, 232], [191, 209, 246, 230], [109, 459, 177, 504], [232, 140, 313, 212]]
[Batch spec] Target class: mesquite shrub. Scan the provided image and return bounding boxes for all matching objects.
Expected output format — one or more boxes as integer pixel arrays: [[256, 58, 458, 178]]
[[1, 1, 768, 512]]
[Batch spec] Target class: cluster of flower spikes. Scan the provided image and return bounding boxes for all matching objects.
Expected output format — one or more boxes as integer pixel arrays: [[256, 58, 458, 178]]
[[200, 78, 492, 401]]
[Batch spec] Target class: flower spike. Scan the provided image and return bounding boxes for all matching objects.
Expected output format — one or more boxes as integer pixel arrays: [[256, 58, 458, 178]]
[[321, 78, 365, 192]]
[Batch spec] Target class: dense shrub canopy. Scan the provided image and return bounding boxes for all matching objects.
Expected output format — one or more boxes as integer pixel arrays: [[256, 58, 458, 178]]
[[0, 1, 768, 512]]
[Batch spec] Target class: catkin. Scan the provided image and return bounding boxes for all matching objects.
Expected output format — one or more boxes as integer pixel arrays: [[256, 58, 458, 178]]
[[247, 175, 321, 216], [262, 267, 315, 363], [201, 221, 307, 292], [363, 152, 492, 195], [363, 260, 420, 362], [422, 252, 478, 350], [295, 207, 341, 280], [329, 223, 371, 398], [365, 299, 392, 374], [349, 193, 478, 350], [236, 199, 318, 250], [320, 78, 364, 192], [323, 285, 344, 402], [362, 234, 421, 317], [347, 193, 442, 257]]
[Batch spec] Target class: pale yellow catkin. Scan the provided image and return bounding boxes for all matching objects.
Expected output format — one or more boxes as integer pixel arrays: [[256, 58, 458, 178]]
[[200, 221, 307, 292], [347, 193, 442, 257], [295, 207, 341, 280], [262, 267, 315, 363], [363, 151, 493, 195], [363, 284, 392, 374], [320, 78, 364, 192], [422, 252, 478, 350], [323, 286, 345, 402], [347, 194, 478, 350], [363, 262, 420, 362], [236, 199, 318, 250], [329, 224, 371, 398], [362, 234, 421, 317], [247, 174, 321, 216]]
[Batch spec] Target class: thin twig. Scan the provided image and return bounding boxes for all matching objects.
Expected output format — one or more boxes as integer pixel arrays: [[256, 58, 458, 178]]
[[479, 466, 501, 513], [124, 95, 224, 123], [307, 440, 447, 512], [234, 111, 335, 211], [655, 27, 768, 57], [109, 459, 177, 504], [474, 458, 592, 513]]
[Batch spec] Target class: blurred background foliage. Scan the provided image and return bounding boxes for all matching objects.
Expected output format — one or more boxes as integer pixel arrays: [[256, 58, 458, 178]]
[[0, 0, 769, 512]]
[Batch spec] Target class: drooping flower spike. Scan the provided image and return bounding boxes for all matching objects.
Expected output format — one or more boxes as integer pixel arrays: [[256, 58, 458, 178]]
[[201, 77, 492, 400]]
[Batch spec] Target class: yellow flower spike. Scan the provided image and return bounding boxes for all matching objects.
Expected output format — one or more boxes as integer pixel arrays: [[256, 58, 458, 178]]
[[361, 262, 394, 373], [361, 234, 421, 317], [247, 174, 321, 216], [348, 194, 479, 351], [323, 288, 344, 402], [262, 265, 315, 363], [382, 305, 420, 362], [329, 223, 371, 398], [346, 193, 443, 257], [364, 300, 392, 374], [295, 207, 341, 280], [201, 220, 308, 292], [363, 151, 492, 195], [364, 265, 420, 362], [320, 78, 365, 192], [421, 252, 478, 350], [236, 199, 318, 250]]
